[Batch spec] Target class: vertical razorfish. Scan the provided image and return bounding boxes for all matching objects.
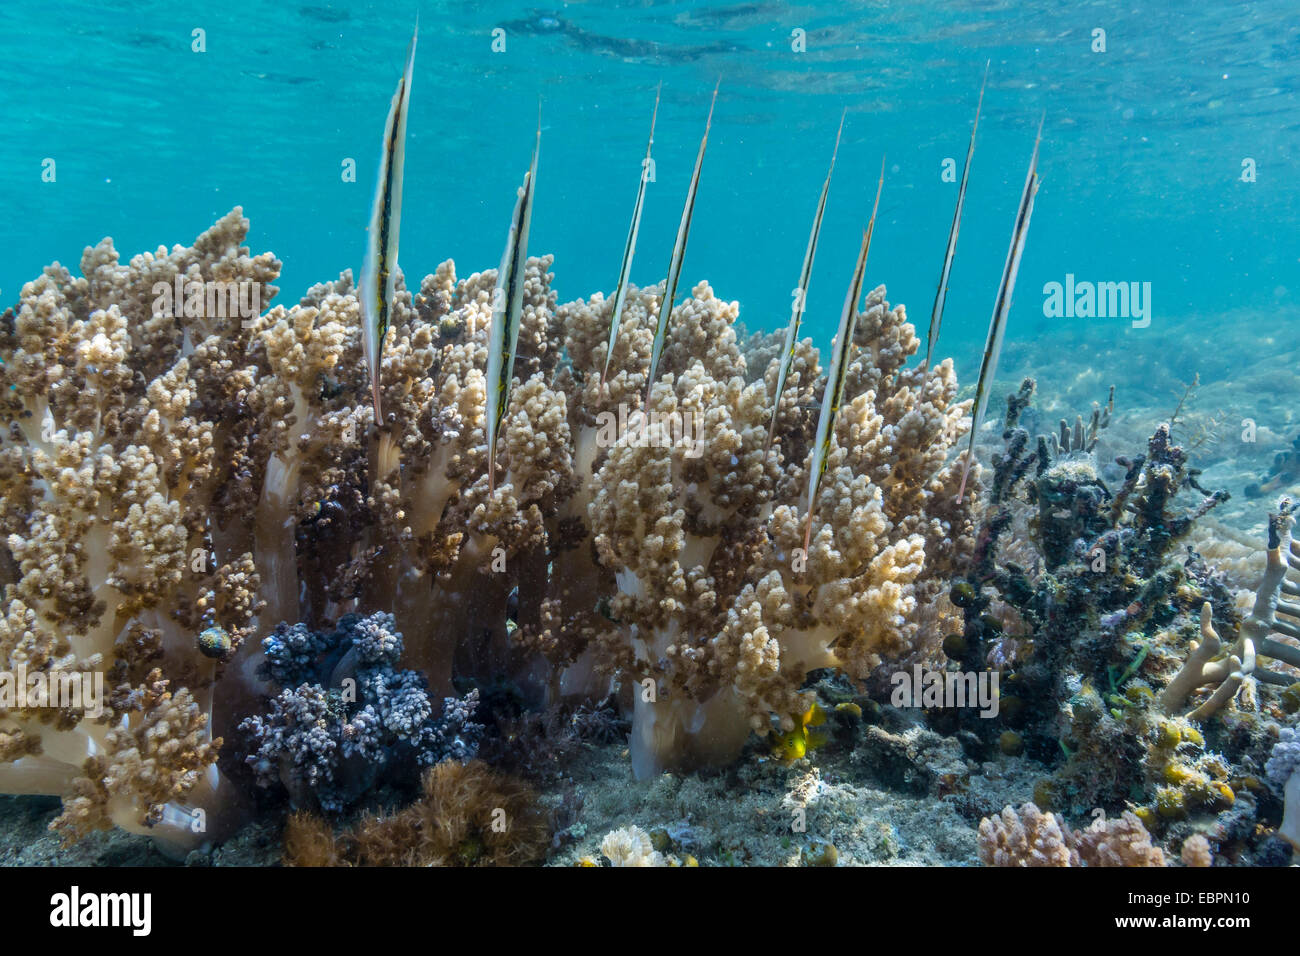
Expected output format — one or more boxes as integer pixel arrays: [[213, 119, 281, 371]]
[[924, 61, 988, 373], [766, 109, 846, 455], [601, 83, 662, 389], [956, 115, 1044, 504], [361, 22, 418, 423], [645, 79, 720, 405], [485, 117, 542, 495], [803, 159, 886, 555]]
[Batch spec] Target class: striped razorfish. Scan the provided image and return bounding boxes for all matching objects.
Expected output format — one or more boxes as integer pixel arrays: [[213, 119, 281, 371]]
[[601, 83, 662, 389], [645, 79, 720, 406], [360, 22, 418, 423], [924, 61, 988, 373], [766, 109, 846, 455], [485, 117, 542, 495], [803, 159, 886, 556], [956, 115, 1044, 504]]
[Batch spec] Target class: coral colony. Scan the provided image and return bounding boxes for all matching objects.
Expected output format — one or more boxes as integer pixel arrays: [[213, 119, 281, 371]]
[[0, 25, 1296, 869]]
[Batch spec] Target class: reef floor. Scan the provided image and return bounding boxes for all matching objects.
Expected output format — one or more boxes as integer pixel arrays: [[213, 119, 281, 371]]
[[0, 704, 1048, 867], [997, 304, 1300, 540]]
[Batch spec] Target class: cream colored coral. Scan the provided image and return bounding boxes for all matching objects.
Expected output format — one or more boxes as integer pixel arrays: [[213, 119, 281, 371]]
[[584, 282, 973, 777], [599, 825, 666, 867], [979, 805, 1165, 867], [1074, 811, 1166, 867], [0, 211, 275, 850], [1161, 512, 1300, 720], [2, 208, 983, 845], [978, 803, 1079, 867], [1181, 833, 1213, 867]]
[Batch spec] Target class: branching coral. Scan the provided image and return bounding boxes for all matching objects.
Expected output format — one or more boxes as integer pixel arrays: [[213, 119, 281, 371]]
[[1181, 832, 1213, 866], [0, 209, 277, 847], [240, 612, 481, 812], [1266, 725, 1300, 850], [582, 284, 974, 776], [951, 380, 1300, 866], [1, 210, 976, 847], [950, 380, 1258, 815], [978, 802, 1166, 867], [1159, 505, 1300, 719], [978, 801, 1078, 866]]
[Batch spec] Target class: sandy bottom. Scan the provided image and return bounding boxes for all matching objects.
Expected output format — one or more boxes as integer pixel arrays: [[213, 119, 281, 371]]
[[995, 306, 1300, 541]]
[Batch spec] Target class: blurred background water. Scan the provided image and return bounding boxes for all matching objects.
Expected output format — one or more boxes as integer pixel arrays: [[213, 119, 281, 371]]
[[2, 0, 1297, 387]]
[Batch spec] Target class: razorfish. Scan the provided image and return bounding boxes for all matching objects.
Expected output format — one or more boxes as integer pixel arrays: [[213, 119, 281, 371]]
[[803, 158, 886, 556], [601, 83, 662, 389], [485, 115, 542, 494], [360, 22, 418, 423], [766, 109, 846, 455], [645, 79, 720, 406], [924, 62, 988, 373], [957, 115, 1044, 505]]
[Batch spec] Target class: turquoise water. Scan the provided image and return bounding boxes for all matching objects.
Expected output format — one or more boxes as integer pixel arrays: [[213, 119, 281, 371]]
[[5, 1, 1300, 872], [2, 0, 1297, 376]]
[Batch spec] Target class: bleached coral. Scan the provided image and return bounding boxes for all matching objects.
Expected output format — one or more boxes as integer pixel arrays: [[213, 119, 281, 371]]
[[1266, 725, 1300, 850], [1160, 506, 1300, 719], [599, 824, 666, 867]]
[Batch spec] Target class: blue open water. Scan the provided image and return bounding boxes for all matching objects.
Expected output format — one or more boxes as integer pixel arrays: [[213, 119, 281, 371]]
[[2, 1, 1297, 378]]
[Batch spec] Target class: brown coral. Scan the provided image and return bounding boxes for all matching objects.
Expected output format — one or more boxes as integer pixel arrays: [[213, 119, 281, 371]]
[[3, 207, 979, 848], [584, 283, 975, 776], [282, 810, 347, 867], [283, 761, 549, 867], [0, 210, 275, 847]]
